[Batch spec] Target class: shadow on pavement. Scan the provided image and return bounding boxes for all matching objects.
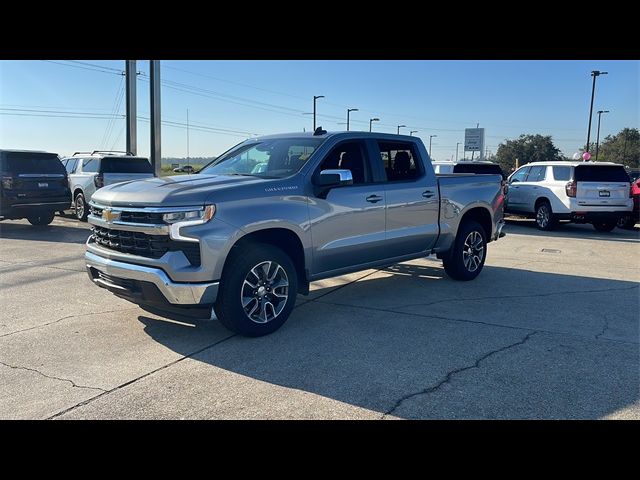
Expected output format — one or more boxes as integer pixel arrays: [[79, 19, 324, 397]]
[[137, 263, 639, 419], [0, 221, 90, 244], [504, 217, 640, 243]]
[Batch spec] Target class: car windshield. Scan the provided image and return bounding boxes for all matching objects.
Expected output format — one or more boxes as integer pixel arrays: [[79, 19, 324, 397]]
[[199, 138, 324, 178]]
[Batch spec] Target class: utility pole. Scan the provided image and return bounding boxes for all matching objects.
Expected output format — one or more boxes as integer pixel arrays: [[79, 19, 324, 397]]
[[125, 60, 137, 155], [586, 70, 608, 152], [456, 142, 460, 161], [186, 108, 190, 165], [150, 60, 161, 177]]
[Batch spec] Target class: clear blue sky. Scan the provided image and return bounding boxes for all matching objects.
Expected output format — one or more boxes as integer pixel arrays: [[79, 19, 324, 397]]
[[1, 60, 638, 161]]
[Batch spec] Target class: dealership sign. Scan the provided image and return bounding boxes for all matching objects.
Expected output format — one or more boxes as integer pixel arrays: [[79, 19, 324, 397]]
[[464, 128, 485, 153]]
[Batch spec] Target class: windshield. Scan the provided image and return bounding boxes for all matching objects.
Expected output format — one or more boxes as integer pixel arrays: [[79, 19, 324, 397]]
[[199, 138, 324, 178]]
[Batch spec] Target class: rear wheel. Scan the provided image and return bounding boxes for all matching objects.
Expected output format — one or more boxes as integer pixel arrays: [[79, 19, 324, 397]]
[[442, 220, 487, 281], [214, 243, 298, 337], [74, 192, 88, 221], [593, 221, 617, 232], [535, 201, 556, 231], [27, 211, 55, 226], [617, 214, 636, 230]]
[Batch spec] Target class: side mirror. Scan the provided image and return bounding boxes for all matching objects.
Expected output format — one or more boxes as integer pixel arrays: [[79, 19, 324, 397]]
[[317, 169, 353, 187]]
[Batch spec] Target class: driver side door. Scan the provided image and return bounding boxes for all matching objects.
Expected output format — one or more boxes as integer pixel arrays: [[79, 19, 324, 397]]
[[506, 166, 530, 212]]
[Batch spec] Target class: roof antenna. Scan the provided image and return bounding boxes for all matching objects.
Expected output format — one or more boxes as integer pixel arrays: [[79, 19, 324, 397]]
[[314, 126, 327, 136]]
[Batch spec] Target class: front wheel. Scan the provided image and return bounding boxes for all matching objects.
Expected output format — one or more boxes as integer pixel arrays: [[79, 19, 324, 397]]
[[593, 221, 617, 232], [442, 220, 487, 281], [27, 211, 55, 226], [74, 192, 88, 221], [214, 243, 298, 337]]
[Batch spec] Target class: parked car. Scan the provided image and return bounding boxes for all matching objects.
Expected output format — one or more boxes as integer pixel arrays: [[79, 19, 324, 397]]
[[84, 131, 505, 337], [0, 149, 71, 226], [61, 151, 154, 221], [505, 161, 632, 232], [617, 176, 639, 229], [173, 165, 195, 173]]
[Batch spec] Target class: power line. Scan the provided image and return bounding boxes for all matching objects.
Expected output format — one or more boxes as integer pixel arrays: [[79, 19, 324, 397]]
[[42, 60, 123, 76], [67, 60, 123, 73]]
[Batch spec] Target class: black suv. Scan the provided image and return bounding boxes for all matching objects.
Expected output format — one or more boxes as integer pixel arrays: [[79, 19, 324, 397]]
[[0, 149, 71, 226]]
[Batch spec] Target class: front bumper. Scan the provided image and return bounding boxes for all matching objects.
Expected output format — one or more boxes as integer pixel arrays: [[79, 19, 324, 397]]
[[85, 251, 219, 307]]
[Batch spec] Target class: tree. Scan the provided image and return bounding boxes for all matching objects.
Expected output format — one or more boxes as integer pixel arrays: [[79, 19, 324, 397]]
[[494, 134, 563, 173], [596, 128, 639, 169]]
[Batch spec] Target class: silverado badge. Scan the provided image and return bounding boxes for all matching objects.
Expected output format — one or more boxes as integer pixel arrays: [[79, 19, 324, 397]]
[[102, 208, 120, 222]]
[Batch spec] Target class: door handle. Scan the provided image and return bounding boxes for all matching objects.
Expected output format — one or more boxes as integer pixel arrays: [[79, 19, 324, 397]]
[[366, 195, 383, 203], [422, 190, 435, 198]]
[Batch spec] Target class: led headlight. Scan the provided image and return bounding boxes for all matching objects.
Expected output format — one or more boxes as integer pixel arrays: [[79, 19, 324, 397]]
[[163, 205, 216, 224]]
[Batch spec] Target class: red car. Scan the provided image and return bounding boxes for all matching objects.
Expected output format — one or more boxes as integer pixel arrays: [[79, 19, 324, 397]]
[[618, 176, 640, 229]]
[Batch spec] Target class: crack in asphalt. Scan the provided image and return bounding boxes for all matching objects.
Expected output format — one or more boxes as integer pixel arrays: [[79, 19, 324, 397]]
[[595, 315, 612, 340], [314, 299, 638, 345], [381, 331, 538, 419], [0, 361, 106, 392], [389, 284, 639, 311], [0, 307, 139, 338], [46, 333, 238, 420]]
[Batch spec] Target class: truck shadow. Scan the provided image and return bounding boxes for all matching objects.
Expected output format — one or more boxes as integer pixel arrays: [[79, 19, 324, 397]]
[[137, 262, 639, 419], [504, 217, 640, 243], [0, 220, 90, 245]]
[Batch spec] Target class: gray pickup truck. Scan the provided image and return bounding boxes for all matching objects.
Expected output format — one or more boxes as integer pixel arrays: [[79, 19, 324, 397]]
[[85, 131, 505, 336]]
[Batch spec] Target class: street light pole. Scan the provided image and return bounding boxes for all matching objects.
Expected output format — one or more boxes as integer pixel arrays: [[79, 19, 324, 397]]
[[429, 135, 437, 157], [313, 95, 324, 131], [369, 117, 379, 132], [456, 142, 461, 161], [586, 70, 608, 152], [410, 130, 418, 136], [347, 108, 358, 131], [397, 124, 406, 134], [595, 110, 610, 161]]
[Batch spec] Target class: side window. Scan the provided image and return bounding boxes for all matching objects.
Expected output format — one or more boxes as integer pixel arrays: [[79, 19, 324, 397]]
[[509, 167, 530, 183], [82, 158, 100, 173], [377, 141, 422, 182], [526, 165, 547, 182], [318, 141, 370, 185], [65, 159, 78, 174], [553, 166, 571, 181]]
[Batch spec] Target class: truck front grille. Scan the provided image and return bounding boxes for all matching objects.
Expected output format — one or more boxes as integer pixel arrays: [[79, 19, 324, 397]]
[[91, 226, 201, 266]]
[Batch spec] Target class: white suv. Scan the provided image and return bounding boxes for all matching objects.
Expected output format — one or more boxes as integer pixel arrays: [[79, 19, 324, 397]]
[[61, 151, 154, 221], [505, 161, 632, 232]]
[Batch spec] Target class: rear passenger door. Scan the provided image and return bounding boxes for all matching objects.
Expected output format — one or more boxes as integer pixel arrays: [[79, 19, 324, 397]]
[[374, 140, 440, 255], [524, 165, 548, 209]]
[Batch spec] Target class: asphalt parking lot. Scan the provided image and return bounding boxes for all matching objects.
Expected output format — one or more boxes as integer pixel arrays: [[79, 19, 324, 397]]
[[0, 214, 638, 419]]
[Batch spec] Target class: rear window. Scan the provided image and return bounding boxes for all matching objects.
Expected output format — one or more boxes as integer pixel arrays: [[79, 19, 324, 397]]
[[453, 163, 505, 179], [575, 165, 630, 183], [100, 157, 153, 174], [1, 152, 65, 174]]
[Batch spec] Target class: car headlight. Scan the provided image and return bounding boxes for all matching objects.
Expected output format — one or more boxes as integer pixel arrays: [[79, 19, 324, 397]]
[[163, 205, 216, 224]]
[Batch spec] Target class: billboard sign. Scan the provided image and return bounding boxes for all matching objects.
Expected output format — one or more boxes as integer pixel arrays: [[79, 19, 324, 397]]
[[464, 128, 485, 152]]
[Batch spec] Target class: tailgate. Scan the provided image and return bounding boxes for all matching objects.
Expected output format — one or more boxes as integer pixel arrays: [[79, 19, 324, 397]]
[[103, 173, 154, 186], [14, 174, 68, 198], [575, 164, 630, 207]]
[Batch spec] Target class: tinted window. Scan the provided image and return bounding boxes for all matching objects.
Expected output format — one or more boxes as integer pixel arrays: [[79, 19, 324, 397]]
[[378, 141, 422, 182], [2, 152, 65, 174], [82, 158, 100, 173], [553, 166, 572, 181], [526, 165, 547, 182], [434, 164, 454, 174], [575, 165, 630, 182], [453, 163, 505, 179], [200, 138, 323, 178], [318, 141, 370, 185], [64, 158, 78, 174], [510, 167, 529, 183], [101, 157, 153, 174]]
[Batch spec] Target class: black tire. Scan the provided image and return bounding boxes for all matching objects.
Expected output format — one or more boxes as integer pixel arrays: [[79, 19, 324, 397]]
[[74, 192, 88, 221], [27, 211, 55, 226], [214, 243, 298, 337], [442, 220, 487, 281], [617, 214, 636, 230], [593, 221, 617, 232], [534, 200, 556, 231]]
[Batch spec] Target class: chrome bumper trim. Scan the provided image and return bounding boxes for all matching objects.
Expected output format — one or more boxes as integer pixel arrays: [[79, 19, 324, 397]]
[[85, 251, 218, 305], [87, 215, 169, 235]]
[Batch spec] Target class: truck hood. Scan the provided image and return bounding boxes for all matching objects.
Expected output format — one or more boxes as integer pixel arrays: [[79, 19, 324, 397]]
[[90, 174, 266, 207]]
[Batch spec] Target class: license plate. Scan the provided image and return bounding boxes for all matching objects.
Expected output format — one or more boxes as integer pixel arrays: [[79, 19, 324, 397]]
[[38, 182, 48, 188], [599, 190, 610, 197]]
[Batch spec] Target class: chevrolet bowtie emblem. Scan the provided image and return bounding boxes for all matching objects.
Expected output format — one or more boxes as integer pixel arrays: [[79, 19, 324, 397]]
[[102, 208, 119, 222]]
